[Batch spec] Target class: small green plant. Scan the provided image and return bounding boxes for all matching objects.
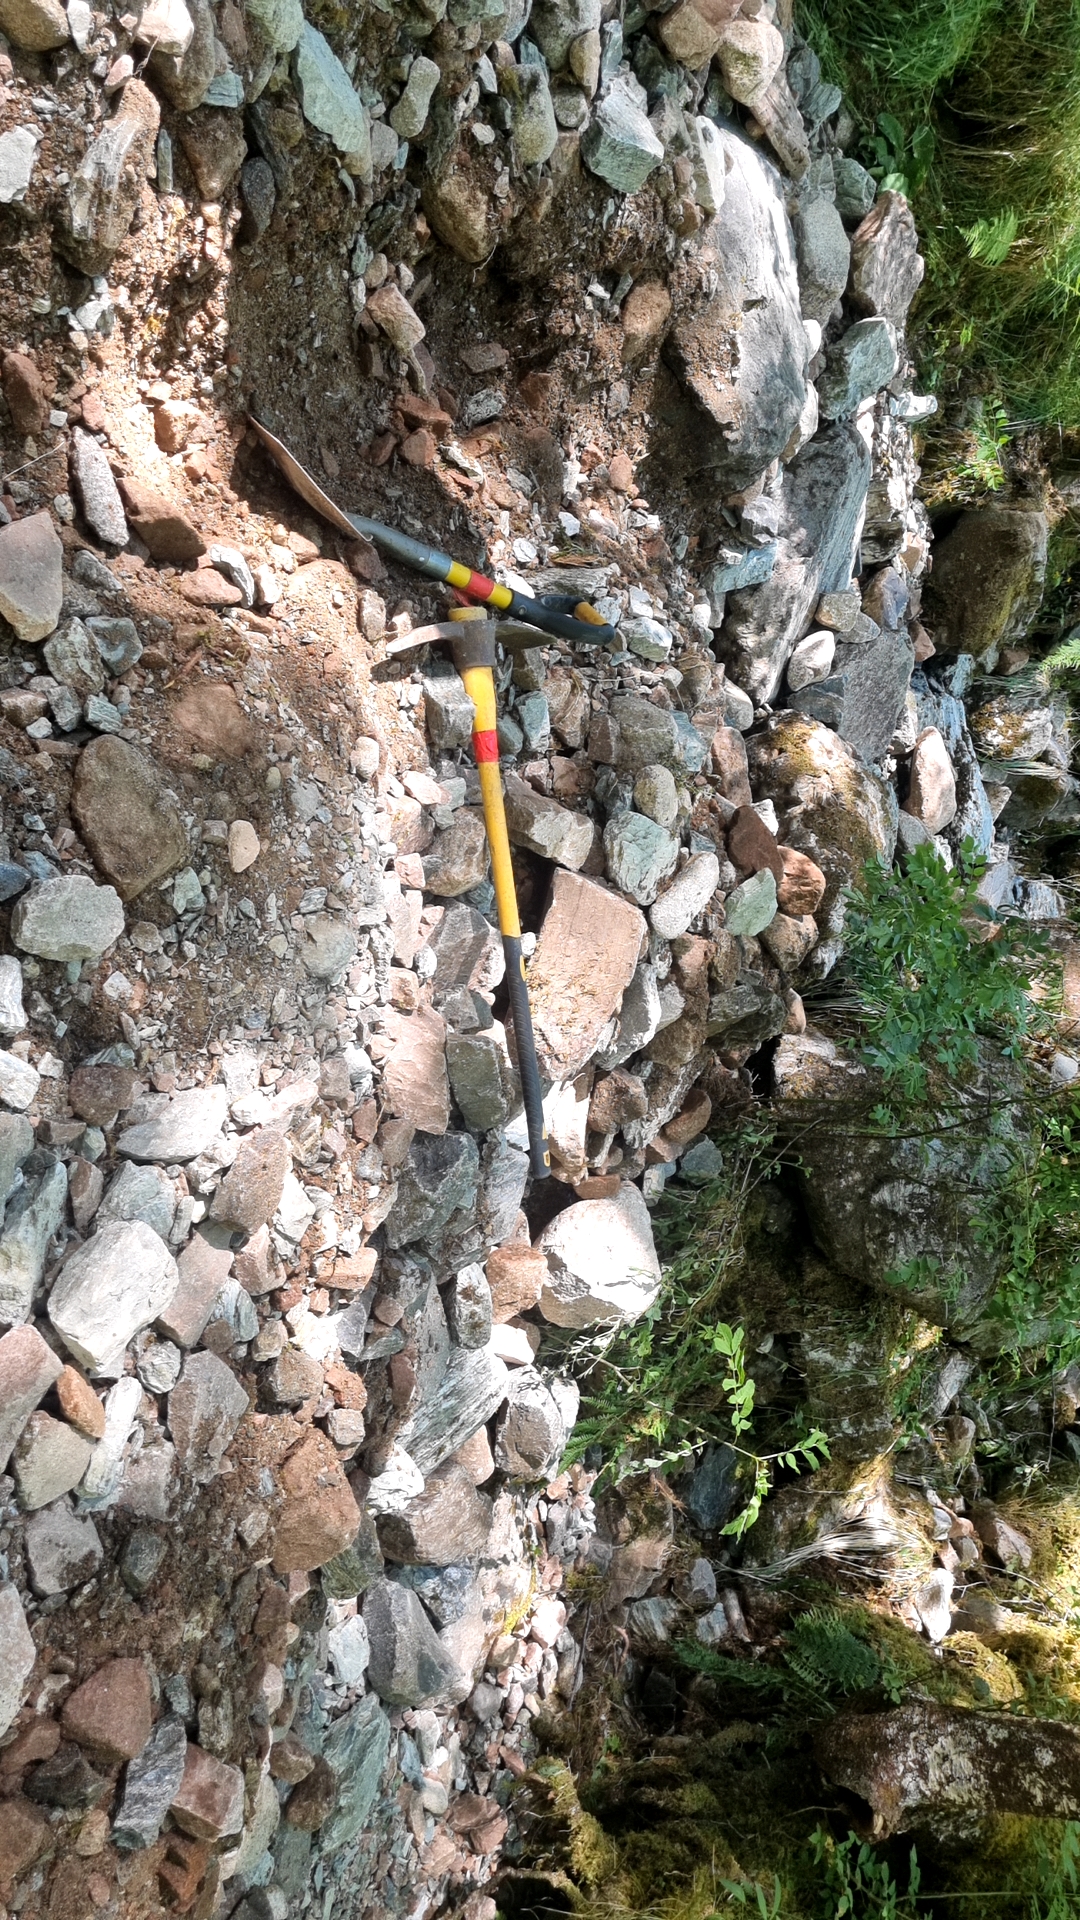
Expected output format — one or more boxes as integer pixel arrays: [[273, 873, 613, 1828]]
[[866, 111, 936, 198], [980, 1087, 1080, 1352], [963, 208, 1021, 267], [842, 840, 1046, 1110], [718, 1874, 783, 1916], [954, 397, 1013, 492], [808, 1829, 924, 1919]]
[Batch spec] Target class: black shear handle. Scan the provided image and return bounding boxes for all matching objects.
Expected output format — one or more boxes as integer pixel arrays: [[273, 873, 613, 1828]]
[[504, 588, 615, 648]]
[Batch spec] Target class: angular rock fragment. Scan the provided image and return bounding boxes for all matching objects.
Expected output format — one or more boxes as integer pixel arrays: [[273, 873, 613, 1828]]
[[62, 1657, 152, 1763], [318, 1693, 392, 1849], [49, 1221, 179, 1373], [382, 1006, 450, 1134], [384, 1131, 479, 1251], [0, 1161, 68, 1326], [156, 1236, 233, 1349], [24, 1501, 103, 1595], [664, 126, 808, 487], [12, 874, 124, 963], [117, 1086, 228, 1162], [398, 1342, 510, 1476], [113, 1716, 187, 1851], [61, 80, 160, 276], [272, 1428, 361, 1574], [0, 1584, 36, 1740], [168, 1350, 248, 1478], [0, 1326, 64, 1469], [504, 777, 594, 870], [363, 1579, 465, 1708], [13, 1412, 93, 1511], [70, 430, 128, 547], [903, 727, 957, 835], [496, 1368, 579, 1478], [377, 1462, 492, 1565], [849, 190, 925, 326], [170, 1743, 245, 1842], [210, 1128, 289, 1232], [583, 74, 664, 194]]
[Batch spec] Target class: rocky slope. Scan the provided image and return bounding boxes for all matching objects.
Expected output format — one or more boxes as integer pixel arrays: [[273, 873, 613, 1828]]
[[0, 0, 1072, 1915]]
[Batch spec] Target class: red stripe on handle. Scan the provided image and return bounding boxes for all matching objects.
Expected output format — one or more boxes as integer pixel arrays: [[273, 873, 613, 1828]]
[[463, 569, 497, 601], [472, 729, 500, 763]]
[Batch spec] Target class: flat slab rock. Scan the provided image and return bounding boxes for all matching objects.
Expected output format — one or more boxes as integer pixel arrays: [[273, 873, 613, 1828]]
[[116, 1085, 229, 1161], [526, 869, 646, 1082], [817, 1702, 1080, 1835]]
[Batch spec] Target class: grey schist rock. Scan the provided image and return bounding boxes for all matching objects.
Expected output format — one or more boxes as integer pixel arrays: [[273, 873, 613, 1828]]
[[113, 1716, 188, 1849]]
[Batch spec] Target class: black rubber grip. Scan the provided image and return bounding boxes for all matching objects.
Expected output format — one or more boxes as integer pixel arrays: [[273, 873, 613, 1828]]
[[502, 934, 550, 1181], [505, 589, 615, 648]]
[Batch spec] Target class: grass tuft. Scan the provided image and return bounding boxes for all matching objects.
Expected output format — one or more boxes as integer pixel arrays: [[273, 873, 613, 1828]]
[[797, 0, 1080, 425]]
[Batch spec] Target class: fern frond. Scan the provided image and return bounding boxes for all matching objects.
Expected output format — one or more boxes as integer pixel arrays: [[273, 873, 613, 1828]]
[[785, 1608, 882, 1696], [1043, 629, 1080, 678], [963, 209, 1020, 266]]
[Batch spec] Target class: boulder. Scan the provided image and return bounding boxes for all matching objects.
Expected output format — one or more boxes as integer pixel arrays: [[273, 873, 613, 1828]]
[[537, 1182, 662, 1328], [745, 715, 897, 968], [663, 125, 808, 488], [773, 1028, 1013, 1322], [381, 1006, 450, 1135], [272, 1429, 361, 1574], [721, 424, 872, 702], [817, 1703, 1080, 1837], [922, 508, 1048, 667]]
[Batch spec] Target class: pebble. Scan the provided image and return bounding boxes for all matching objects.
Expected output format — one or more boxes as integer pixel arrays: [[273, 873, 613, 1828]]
[[649, 853, 720, 940], [228, 819, 260, 872], [0, 1584, 36, 1741], [0, 1049, 40, 1111], [0, 955, 26, 1035], [0, 125, 42, 204], [116, 1086, 229, 1162]]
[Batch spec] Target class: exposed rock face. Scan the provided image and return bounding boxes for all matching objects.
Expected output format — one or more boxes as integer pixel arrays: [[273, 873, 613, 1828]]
[[664, 126, 808, 488], [526, 872, 646, 1083]]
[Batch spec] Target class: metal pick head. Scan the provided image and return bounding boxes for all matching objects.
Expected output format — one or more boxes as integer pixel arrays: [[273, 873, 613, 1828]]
[[383, 620, 498, 657]]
